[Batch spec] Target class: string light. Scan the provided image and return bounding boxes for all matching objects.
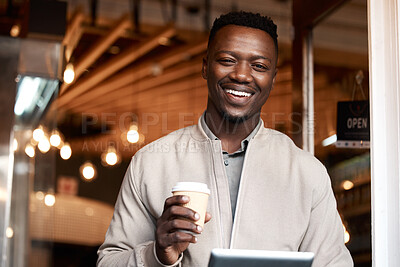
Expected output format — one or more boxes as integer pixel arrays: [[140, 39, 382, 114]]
[[80, 161, 97, 181], [32, 126, 45, 142], [50, 130, 62, 147], [344, 230, 350, 243], [342, 180, 354, 190], [63, 63, 75, 84], [158, 36, 171, 46], [60, 143, 72, 160], [101, 145, 120, 166], [25, 144, 35, 158], [10, 24, 20, 37], [106, 151, 118, 165], [44, 194, 56, 207], [127, 125, 139, 144], [343, 224, 350, 244], [38, 136, 51, 153]]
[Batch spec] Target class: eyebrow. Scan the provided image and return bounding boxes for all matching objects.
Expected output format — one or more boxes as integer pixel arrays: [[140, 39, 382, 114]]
[[216, 50, 272, 63]]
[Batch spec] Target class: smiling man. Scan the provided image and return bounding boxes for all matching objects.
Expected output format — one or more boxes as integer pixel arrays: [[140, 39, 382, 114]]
[[97, 11, 353, 267]]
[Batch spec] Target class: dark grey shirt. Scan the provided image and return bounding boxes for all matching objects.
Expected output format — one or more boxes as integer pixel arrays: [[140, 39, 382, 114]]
[[200, 113, 261, 218]]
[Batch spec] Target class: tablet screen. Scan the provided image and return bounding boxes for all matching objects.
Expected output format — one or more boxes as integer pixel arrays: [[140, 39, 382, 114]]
[[208, 248, 314, 267]]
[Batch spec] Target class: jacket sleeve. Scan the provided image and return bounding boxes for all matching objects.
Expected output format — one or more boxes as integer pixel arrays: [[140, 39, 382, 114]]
[[97, 158, 183, 267], [299, 167, 354, 267]]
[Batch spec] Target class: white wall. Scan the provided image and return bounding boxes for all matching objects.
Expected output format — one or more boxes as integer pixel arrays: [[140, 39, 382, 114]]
[[368, 0, 400, 266]]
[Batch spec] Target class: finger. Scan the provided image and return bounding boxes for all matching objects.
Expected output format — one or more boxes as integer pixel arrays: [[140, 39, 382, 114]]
[[166, 219, 203, 234], [163, 195, 190, 211], [157, 231, 197, 249], [204, 212, 212, 224], [162, 205, 199, 222]]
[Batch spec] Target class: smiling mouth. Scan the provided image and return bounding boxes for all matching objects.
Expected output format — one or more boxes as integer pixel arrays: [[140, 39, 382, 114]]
[[225, 89, 253, 97]]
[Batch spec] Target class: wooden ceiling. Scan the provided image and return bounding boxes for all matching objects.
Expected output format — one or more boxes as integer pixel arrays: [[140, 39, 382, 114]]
[[48, 0, 369, 160]]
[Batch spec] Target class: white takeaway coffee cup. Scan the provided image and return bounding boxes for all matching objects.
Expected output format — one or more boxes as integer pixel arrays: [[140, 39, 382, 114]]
[[172, 182, 210, 227]]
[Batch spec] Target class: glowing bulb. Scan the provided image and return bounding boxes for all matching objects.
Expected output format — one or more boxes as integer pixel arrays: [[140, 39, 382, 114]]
[[50, 131, 61, 147], [83, 166, 95, 179], [80, 162, 96, 181], [60, 143, 72, 160], [158, 36, 170, 46], [25, 144, 35, 158], [44, 194, 56, 207], [6, 227, 14, 238], [127, 129, 139, 143], [101, 145, 120, 166], [10, 24, 20, 37], [342, 180, 354, 190], [13, 138, 18, 152], [32, 127, 44, 142], [344, 230, 350, 243], [63, 63, 75, 84], [38, 136, 51, 153], [105, 151, 118, 166]]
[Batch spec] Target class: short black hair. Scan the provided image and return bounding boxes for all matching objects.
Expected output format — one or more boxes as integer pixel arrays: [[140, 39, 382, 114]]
[[208, 11, 278, 55]]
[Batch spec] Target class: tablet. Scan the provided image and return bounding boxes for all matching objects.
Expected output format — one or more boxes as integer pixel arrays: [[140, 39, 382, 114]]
[[208, 248, 314, 267]]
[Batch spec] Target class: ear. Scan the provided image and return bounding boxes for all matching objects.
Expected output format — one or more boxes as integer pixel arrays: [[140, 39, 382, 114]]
[[202, 56, 208, 80]]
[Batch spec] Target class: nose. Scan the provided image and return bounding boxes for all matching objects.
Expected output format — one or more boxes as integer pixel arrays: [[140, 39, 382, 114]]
[[228, 62, 252, 83]]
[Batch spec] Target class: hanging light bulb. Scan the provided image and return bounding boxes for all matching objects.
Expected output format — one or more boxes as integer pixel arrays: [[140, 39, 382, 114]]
[[63, 63, 75, 84], [32, 126, 45, 142], [44, 193, 56, 207], [38, 135, 51, 153], [341, 180, 354, 190], [25, 144, 35, 158], [343, 224, 350, 244], [10, 24, 20, 37], [80, 161, 97, 181], [106, 151, 118, 165], [60, 143, 72, 160], [101, 145, 120, 166], [127, 124, 139, 144], [344, 230, 350, 244], [50, 130, 62, 147]]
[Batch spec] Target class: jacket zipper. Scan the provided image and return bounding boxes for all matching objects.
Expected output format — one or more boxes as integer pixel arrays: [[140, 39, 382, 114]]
[[229, 140, 252, 249]]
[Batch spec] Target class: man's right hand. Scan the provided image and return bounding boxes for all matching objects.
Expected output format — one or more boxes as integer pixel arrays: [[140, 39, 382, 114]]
[[155, 195, 209, 265]]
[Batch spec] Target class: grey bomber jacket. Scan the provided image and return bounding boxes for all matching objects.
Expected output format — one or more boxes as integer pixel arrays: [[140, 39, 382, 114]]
[[97, 119, 353, 266]]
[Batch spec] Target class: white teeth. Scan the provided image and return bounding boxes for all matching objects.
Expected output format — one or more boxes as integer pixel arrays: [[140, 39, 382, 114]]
[[225, 89, 252, 97]]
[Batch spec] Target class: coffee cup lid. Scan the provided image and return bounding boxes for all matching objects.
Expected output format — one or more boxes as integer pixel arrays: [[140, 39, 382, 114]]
[[172, 182, 210, 195]]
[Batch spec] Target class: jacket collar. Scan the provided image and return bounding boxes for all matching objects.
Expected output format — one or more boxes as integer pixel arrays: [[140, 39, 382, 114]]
[[190, 113, 266, 142]]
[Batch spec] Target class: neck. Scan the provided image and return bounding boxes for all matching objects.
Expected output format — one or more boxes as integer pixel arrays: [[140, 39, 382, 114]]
[[204, 108, 259, 154]]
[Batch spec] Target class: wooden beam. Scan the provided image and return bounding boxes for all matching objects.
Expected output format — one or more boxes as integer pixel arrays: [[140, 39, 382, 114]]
[[63, 8, 85, 62], [61, 40, 207, 110], [55, 25, 176, 107], [63, 7, 84, 46], [60, 14, 131, 94], [74, 60, 203, 113], [78, 75, 205, 113]]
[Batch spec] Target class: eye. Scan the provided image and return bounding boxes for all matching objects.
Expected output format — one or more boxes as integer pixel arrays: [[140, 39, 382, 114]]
[[252, 63, 269, 72], [217, 58, 236, 66]]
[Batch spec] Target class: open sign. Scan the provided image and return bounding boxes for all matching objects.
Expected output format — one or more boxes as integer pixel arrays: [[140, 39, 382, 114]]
[[336, 101, 370, 148]]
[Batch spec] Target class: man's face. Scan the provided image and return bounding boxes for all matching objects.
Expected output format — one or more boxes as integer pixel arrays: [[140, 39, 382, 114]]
[[203, 25, 277, 123]]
